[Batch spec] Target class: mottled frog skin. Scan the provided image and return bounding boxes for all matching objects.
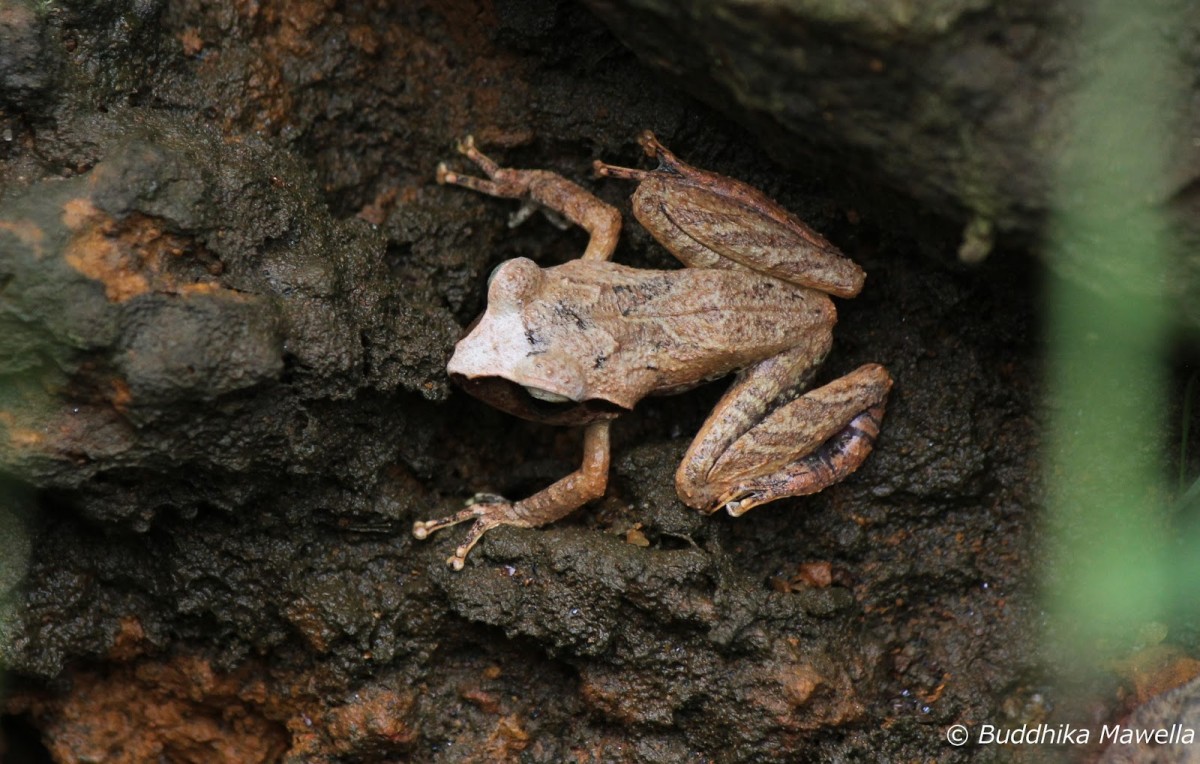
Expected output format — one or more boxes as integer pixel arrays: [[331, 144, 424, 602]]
[[415, 132, 892, 569]]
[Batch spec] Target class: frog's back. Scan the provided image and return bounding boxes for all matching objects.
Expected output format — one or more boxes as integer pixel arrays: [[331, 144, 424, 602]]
[[539, 259, 835, 402]]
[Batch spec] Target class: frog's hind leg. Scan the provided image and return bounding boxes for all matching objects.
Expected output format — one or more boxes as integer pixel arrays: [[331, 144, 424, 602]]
[[437, 136, 621, 261], [714, 366, 890, 517], [677, 349, 892, 516]]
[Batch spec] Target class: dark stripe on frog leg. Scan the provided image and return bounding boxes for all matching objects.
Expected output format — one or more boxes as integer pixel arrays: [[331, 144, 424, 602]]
[[838, 408, 882, 444], [819, 403, 884, 461], [722, 401, 886, 516]]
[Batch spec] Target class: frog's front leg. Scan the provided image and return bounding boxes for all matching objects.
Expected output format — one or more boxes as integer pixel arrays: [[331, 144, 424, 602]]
[[412, 421, 611, 569], [677, 342, 892, 516], [437, 136, 622, 261]]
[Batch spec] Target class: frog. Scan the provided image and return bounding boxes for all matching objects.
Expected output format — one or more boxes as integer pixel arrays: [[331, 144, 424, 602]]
[[414, 131, 893, 570]]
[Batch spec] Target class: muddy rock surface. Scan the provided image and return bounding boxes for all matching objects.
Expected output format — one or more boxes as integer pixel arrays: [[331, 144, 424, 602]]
[[0, 1, 1053, 761]]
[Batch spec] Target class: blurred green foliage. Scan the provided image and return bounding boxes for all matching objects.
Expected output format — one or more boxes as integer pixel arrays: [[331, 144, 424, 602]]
[[1044, 0, 1186, 666]]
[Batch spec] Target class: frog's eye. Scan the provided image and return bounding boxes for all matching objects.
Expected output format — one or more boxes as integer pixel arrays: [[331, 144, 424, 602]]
[[523, 385, 571, 403], [486, 258, 542, 306]]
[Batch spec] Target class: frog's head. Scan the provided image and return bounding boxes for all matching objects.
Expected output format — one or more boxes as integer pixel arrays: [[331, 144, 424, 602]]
[[447, 258, 628, 425]]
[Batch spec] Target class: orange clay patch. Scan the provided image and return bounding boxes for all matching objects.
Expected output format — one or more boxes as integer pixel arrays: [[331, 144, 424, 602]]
[[180, 27, 204, 56], [63, 200, 150, 301], [0, 410, 44, 448], [324, 687, 418, 752], [109, 616, 148, 662], [111, 378, 133, 413], [1113, 644, 1200, 706], [61, 197, 101, 230], [0, 218, 46, 258], [60, 199, 219, 302], [6, 654, 291, 764], [5, 653, 422, 762]]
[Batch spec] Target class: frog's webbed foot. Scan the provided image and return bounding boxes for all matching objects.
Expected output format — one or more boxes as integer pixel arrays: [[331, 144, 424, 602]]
[[412, 496, 522, 571]]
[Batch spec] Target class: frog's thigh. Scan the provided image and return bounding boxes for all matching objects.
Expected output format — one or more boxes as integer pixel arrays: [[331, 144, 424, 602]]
[[677, 363, 892, 514], [630, 185, 731, 270]]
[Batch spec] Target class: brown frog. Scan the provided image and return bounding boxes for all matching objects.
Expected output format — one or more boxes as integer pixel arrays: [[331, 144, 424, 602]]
[[414, 131, 892, 569]]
